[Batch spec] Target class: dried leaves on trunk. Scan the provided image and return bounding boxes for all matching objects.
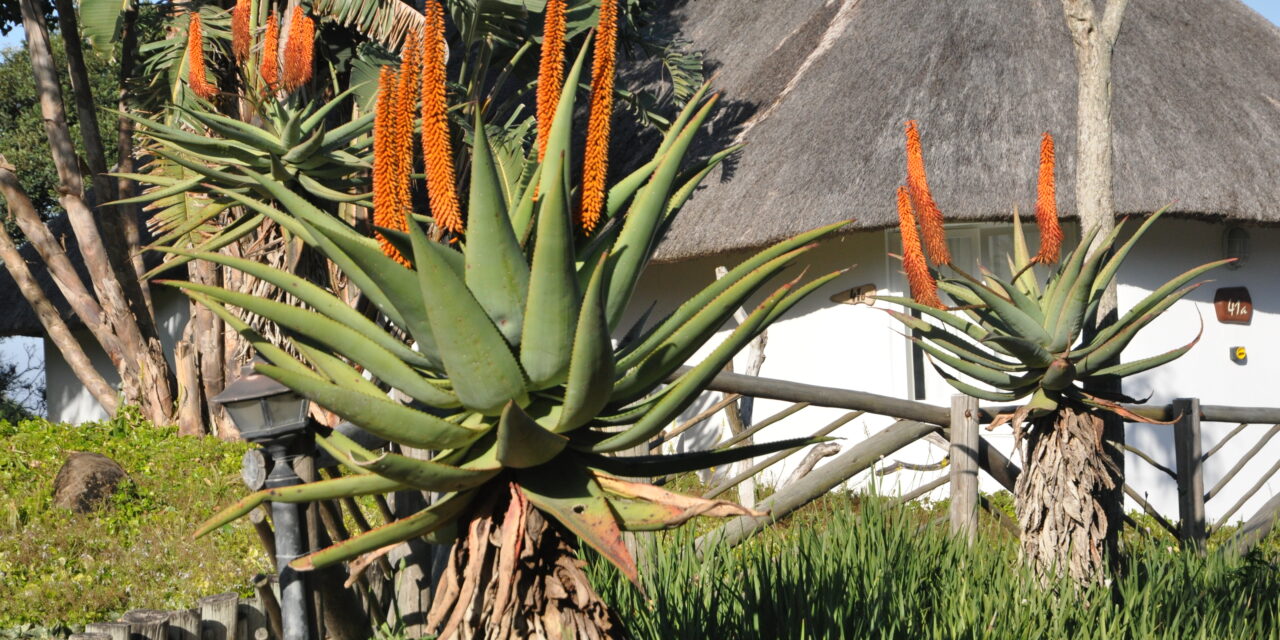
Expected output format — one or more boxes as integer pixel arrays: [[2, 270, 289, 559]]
[[427, 483, 625, 640], [1016, 406, 1118, 586]]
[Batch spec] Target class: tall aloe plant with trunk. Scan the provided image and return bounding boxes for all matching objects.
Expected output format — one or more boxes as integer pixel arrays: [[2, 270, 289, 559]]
[[181, 3, 845, 636], [883, 123, 1227, 585]]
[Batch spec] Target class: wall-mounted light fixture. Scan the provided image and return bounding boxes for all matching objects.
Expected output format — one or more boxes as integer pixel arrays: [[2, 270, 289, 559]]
[[1223, 225, 1249, 270]]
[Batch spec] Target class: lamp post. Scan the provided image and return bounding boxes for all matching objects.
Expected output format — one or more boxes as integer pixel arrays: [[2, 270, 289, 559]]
[[212, 361, 313, 640]]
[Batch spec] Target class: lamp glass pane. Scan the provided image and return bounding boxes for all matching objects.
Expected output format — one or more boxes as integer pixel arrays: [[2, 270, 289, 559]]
[[224, 398, 266, 433], [265, 392, 308, 428]]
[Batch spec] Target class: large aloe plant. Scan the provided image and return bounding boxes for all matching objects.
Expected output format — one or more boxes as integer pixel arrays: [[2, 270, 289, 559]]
[[883, 124, 1227, 585], [179, 16, 845, 637]]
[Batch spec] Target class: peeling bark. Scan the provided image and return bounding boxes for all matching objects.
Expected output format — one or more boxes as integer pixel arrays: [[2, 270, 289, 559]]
[[426, 485, 625, 640], [1015, 406, 1117, 585]]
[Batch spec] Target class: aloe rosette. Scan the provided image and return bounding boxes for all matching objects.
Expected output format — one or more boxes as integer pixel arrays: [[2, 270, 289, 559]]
[[179, 41, 846, 583]]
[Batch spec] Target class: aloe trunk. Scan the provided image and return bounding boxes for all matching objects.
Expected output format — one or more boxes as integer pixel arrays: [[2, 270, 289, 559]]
[[1015, 406, 1116, 585], [425, 483, 624, 640]]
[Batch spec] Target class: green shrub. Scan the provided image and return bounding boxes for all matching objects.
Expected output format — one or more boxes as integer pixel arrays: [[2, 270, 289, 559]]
[[589, 497, 1280, 639], [0, 409, 270, 626]]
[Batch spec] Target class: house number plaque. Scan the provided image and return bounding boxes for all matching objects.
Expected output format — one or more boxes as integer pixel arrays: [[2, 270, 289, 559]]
[[1214, 287, 1252, 325]]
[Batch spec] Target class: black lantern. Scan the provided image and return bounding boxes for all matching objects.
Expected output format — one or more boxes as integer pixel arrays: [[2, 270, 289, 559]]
[[213, 361, 311, 441], [213, 359, 312, 640]]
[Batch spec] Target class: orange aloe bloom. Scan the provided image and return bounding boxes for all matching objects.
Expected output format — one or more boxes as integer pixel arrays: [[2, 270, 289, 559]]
[[904, 120, 950, 266], [281, 9, 315, 92], [422, 1, 463, 234], [897, 186, 942, 309], [186, 13, 218, 100], [579, 0, 619, 234], [231, 0, 251, 62], [536, 0, 567, 162], [1033, 132, 1063, 264], [260, 13, 280, 92], [373, 66, 410, 265]]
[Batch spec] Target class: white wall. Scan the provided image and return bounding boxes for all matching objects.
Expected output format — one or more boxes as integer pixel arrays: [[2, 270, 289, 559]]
[[634, 220, 1280, 525], [43, 289, 190, 424]]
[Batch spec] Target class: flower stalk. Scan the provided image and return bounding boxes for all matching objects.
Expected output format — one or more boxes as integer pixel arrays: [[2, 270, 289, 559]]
[[1034, 132, 1063, 264]]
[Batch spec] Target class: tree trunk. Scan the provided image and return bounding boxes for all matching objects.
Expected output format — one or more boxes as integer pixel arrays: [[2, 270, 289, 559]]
[[426, 484, 625, 640], [19, 0, 177, 426], [1015, 406, 1117, 586], [1061, 0, 1129, 567]]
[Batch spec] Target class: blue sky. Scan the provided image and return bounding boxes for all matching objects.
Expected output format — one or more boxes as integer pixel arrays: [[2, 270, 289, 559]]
[[0, 1, 1277, 50]]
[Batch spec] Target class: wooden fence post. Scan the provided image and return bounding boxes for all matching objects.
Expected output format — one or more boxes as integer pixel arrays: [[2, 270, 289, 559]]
[[1173, 397, 1206, 549], [949, 395, 980, 542]]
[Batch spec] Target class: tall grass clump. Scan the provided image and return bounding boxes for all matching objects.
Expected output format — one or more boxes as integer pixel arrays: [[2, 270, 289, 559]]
[[589, 497, 1280, 639]]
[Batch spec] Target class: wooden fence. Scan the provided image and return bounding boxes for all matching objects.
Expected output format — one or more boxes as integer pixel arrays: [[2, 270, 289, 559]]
[[70, 585, 276, 640], [678, 369, 1280, 555]]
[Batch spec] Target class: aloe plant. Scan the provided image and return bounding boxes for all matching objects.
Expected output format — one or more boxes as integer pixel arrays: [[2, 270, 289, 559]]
[[179, 17, 845, 637], [884, 125, 1227, 585]]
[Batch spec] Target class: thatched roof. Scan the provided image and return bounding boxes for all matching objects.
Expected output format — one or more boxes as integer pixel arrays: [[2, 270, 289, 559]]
[[647, 0, 1280, 262]]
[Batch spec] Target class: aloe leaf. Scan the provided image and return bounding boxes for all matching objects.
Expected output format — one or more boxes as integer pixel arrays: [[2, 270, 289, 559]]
[[619, 220, 849, 369], [257, 363, 485, 450], [194, 474, 404, 538], [171, 281, 459, 407], [983, 270, 1044, 326], [913, 338, 1032, 388], [110, 175, 205, 206], [354, 452, 501, 492], [666, 145, 742, 216], [293, 490, 476, 570], [160, 248, 433, 368], [982, 335, 1055, 367], [605, 94, 722, 330], [508, 163, 543, 242], [875, 294, 1012, 356], [300, 82, 371, 132], [1041, 225, 1101, 327], [410, 221, 528, 414], [1091, 207, 1169, 299], [291, 338, 385, 396], [520, 44, 590, 389], [557, 255, 616, 432], [517, 460, 638, 586], [592, 276, 799, 453], [951, 272, 1051, 346], [320, 112, 376, 151], [932, 365, 1035, 402], [1075, 259, 1229, 357], [283, 126, 327, 164], [1086, 323, 1202, 379], [1074, 284, 1207, 375], [883, 309, 1024, 372], [612, 246, 813, 401], [936, 281, 1015, 337], [1010, 208, 1040, 297], [1045, 228, 1115, 352], [181, 107, 289, 154], [176, 291, 311, 374], [497, 402, 569, 468], [297, 173, 371, 203], [466, 111, 530, 345], [582, 436, 827, 477]]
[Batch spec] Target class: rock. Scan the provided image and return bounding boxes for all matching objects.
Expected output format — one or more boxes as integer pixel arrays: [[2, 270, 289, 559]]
[[52, 452, 129, 512]]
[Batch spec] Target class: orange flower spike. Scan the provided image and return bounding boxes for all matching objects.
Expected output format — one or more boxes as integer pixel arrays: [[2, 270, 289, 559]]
[[231, 0, 251, 62], [373, 66, 409, 265], [904, 120, 951, 266], [388, 28, 422, 240], [536, 0, 567, 162], [579, 0, 619, 234], [186, 13, 218, 100], [260, 13, 281, 92], [421, 1, 464, 235], [281, 9, 315, 92], [1033, 132, 1063, 264], [897, 186, 943, 309]]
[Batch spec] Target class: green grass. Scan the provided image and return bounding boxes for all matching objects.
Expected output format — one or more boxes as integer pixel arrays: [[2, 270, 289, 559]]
[[589, 491, 1280, 640], [0, 409, 270, 627]]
